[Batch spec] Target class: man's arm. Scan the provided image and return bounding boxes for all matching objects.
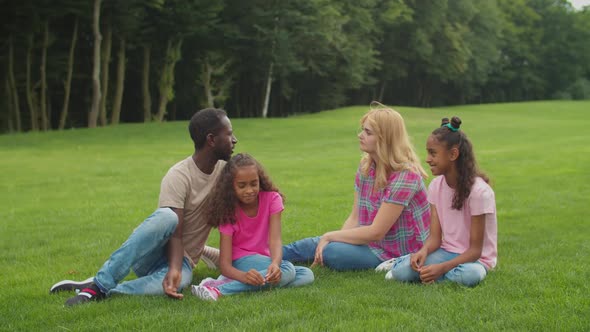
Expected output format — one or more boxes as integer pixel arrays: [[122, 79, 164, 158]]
[[163, 207, 184, 299]]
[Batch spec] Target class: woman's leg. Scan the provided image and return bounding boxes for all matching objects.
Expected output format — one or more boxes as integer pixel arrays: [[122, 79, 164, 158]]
[[321, 242, 382, 271], [282, 237, 320, 263]]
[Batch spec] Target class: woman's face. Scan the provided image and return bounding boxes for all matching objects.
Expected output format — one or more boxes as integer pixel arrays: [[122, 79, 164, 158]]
[[358, 121, 378, 155]]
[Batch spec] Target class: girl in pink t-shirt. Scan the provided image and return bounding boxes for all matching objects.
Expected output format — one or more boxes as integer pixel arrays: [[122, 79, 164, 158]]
[[389, 117, 497, 287], [191, 153, 314, 301]]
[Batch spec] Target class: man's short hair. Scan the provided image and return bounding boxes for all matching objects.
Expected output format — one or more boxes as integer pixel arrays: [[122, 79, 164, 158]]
[[189, 108, 228, 149]]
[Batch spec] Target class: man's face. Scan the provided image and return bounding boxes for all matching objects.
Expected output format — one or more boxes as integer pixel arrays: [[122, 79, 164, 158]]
[[213, 116, 237, 161]]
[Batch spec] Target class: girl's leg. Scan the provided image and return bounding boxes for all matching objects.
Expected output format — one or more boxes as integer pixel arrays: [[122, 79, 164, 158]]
[[108, 257, 193, 295], [94, 208, 178, 294], [285, 266, 314, 288], [282, 237, 320, 263], [389, 254, 420, 282], [217, 255, 296, 296], [443, 262, 487, 287], [321, 242, 382, 271]]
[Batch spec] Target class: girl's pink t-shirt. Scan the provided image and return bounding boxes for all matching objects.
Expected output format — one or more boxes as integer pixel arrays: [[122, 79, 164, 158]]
[[428, 176, 497, 269], [219, 191, 284, 261]]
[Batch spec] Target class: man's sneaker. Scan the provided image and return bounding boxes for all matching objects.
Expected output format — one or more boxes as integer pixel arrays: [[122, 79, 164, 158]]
[[64, 284, 105, 306], [50, 277, 94, 294], [191, 285, 220, 301], [375, 258, 397, 272]]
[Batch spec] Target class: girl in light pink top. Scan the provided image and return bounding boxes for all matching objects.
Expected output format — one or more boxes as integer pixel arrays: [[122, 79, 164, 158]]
[[389, 117, 497, 287], [190, 153, 314, 301]]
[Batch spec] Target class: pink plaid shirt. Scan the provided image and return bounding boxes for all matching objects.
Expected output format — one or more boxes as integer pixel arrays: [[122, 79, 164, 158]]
[[354, 164, 430, 260]]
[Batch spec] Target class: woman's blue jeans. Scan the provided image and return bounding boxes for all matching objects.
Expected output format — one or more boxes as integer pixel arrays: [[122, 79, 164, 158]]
[[390, 248, 487, 287], [94, 208, 193, 296], [216, 254, 314, 295], [282, 236, 382, 271]]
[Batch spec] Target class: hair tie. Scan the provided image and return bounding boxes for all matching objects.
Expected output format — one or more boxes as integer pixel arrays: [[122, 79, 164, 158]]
[[443, 123, 459, 132]]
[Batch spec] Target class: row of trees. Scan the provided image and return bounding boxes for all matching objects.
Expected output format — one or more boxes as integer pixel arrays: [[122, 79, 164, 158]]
[[1, 0, 589, 133]]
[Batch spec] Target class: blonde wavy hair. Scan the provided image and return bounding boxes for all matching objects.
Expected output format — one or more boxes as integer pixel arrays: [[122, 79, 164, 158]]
[[360, 102, 427, 190]]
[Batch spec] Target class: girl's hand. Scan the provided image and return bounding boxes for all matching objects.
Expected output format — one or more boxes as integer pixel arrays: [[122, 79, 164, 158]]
[[243, 269, 266, 286], [410, 250, 427, 272], [419, 263, 446, 284], [265, 263, 282, 285], [311, 236, 330, 267]]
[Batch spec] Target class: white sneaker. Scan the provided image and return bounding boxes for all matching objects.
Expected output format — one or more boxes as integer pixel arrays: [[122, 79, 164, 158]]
[[375, 258, 397, 272], [191, 285, 220, 301], [385, 270, 394, 280]]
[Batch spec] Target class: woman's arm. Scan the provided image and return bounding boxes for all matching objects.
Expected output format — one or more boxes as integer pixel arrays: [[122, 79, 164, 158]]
[[219, 233, 265, 286], [323, 201, 404, 245], [340, 192, 360, 230], [419, 214, 486, 283], [265, 212, 283, 284]]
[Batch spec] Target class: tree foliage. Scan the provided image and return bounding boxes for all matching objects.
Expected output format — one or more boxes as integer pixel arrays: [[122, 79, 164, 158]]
[[0, 0, 589, 133]]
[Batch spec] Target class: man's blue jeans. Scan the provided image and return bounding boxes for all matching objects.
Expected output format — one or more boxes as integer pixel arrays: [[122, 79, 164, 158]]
[[216, 254, 314, 295], [282, 236, 382, 271], [94, 208, 193, 296], [390, 248, 487, 287]]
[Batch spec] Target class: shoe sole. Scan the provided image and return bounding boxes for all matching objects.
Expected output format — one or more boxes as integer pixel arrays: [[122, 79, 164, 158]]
[[191, 285, 217, 301], [50, 277, 94, 293]]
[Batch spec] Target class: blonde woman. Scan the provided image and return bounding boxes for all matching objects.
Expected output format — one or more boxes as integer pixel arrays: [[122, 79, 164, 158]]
[[283, 103, 431, 271]]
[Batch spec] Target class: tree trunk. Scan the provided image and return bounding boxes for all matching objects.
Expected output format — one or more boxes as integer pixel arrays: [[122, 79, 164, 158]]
[[40, 21, 49, 131], [88, 0, 102, 128], [142, 45, 152, 122], [156, 38, 183, 122], [261, 61, 273, 118], [7, 36, 22, 132], [378, 80, 386, 102], [99, 23, 112, 126], [5, 77, 15, 132], [26, 34, 38, 131], [59, 17, 78, 130], [202, 58, 214, 108], [110, 38, 126, 125]]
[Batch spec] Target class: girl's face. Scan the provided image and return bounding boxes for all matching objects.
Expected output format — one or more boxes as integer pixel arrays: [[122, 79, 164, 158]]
[[358, 121, 378, 155], [425, 135, 455, 176], [233, 165, 260, 206]]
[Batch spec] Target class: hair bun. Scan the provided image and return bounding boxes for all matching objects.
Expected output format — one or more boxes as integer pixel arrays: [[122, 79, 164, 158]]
[[441, 117, 450, 126], [450, 116, 462, 130]]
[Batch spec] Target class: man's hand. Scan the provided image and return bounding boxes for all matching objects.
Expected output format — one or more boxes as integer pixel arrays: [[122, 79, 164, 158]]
[[162, 269, 183, 299]]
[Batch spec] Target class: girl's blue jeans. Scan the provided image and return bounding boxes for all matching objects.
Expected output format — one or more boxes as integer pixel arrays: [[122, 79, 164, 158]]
[[94, 208, 193, 296], [282, 236, 382, 271], [390, 248, 487, 287], [216, 254, 314, 295]]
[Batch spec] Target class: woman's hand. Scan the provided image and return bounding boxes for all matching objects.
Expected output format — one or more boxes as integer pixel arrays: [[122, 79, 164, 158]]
[[265, 263, 282, 285], [311, 235, 331, 267], [410, 249, 427, 272], [243, 269, 266, 286]]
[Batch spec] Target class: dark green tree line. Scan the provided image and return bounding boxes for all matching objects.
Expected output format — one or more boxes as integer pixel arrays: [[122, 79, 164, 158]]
[[1, 0, 589, 133]]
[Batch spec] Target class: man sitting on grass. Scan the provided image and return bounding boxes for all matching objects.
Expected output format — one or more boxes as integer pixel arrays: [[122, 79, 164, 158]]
[[49, 108, 237, 306]]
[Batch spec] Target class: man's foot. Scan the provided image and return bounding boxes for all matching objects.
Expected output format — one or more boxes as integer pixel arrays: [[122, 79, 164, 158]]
[[201, 246, 220, 269], [50, 277, 95, 293], [191, 285, 220, 301], [64, 284, 105, 306]]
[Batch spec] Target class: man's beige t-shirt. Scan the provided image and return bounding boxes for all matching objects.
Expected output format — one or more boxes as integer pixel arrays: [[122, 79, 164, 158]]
[[158, 156, 226, 267]]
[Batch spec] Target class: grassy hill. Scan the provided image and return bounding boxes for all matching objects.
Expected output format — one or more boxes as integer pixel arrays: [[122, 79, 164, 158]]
[[1, 101, 589, 331]]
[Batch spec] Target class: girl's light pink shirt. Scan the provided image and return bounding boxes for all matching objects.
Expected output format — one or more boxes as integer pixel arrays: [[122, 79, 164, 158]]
[[428, 176, 497, 269]]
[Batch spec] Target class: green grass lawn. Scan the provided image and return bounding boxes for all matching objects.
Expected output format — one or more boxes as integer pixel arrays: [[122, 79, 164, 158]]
[[1, 101, 589, 331]]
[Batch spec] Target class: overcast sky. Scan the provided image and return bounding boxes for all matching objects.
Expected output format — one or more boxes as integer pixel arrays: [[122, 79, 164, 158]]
[[570, 0, 590, 9]]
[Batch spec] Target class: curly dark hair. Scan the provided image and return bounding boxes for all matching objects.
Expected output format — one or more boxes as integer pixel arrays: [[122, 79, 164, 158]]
[[204, 153, 284, 227], [432, 116, 489, 210]]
